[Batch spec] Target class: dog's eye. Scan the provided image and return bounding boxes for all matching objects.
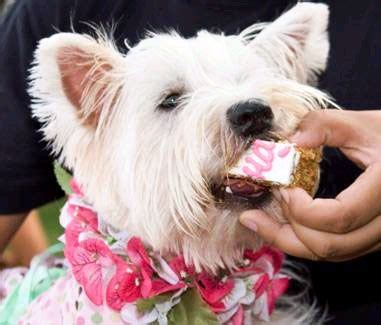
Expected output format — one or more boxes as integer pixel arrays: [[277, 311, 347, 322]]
[[159, 93, 181, 111]]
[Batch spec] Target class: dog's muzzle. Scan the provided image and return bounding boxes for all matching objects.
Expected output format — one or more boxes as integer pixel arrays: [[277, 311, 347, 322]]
[[226, 100, 273, 137]]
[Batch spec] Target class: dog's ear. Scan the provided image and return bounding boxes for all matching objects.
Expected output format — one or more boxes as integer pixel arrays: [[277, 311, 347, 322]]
[[246, 3, 329, 84], [30, 33, 129, 220], [31, 33, 125, 129]]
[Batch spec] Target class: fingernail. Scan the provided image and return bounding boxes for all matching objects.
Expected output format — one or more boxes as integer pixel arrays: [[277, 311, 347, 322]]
[[240, 217, 258, 232], [279, 188, 290, 205]]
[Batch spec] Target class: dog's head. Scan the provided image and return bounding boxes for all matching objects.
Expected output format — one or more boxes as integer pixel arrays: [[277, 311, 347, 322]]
[[31, 3, 330, 271]]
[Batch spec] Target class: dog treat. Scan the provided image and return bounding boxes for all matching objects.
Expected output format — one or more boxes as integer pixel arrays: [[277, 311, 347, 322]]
[[227, 139, 321, 195]]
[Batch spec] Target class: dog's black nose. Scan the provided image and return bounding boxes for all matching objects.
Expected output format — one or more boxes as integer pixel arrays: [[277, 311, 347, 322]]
[[227, 100, 273, 137]]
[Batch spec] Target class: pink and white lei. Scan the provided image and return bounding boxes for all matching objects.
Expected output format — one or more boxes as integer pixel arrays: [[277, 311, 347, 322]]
[[59, 181, 290, 324]]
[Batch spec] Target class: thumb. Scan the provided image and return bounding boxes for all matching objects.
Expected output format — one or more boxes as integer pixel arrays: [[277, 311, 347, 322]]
[[239, 210, 317, 259], [290, 110, 354, 149], [240, 209, 281, 240]]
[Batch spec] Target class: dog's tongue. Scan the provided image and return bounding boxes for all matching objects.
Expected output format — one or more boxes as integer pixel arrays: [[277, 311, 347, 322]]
[[225, 178, 266, 197]]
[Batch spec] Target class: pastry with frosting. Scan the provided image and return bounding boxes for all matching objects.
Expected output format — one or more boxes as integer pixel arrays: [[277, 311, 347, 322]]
[[227, 140, 321, 196]]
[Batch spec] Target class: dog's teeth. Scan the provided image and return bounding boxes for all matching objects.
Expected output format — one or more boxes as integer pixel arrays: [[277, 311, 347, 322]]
[[225, 187, 233, 194]]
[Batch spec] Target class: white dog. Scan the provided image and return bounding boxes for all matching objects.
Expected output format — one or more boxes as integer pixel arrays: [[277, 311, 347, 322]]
[[1, 3, 332, 324]]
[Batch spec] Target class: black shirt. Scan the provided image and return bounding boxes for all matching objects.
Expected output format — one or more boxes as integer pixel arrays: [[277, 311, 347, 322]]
[[0, 0, 380, 323]]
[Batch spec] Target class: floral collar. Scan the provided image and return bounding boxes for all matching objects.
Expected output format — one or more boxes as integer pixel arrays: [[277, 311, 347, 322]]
[[59, 180, 290, 324]]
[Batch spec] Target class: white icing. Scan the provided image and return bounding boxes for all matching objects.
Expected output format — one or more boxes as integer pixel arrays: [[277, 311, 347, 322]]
[[229, 141, 300, 186]]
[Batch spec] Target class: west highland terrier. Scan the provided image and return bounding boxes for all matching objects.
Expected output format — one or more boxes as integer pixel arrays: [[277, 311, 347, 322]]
[[0, 3, 331, 324]]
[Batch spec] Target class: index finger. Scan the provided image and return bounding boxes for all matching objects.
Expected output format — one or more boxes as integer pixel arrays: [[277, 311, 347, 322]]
[[281, 162, 381, 234], [290, 110, 357, 148]]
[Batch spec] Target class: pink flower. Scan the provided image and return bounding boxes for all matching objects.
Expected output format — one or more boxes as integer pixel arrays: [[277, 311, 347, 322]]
[[264, 276, 289, 314], [126, 237, 152, 269], [245, 247, 289, 314], [235, 247, 289, 317], [242, 247, 284, 275], [64, 204, 99, 247], [70, 179, 83, 195], [106, 260, 185, 311], [250, 264, 289, 315], [68, 204, 99, 231], [169, 256, 195, 282], [196, 273, 234, 312], [150, 279, 185, 297], [106, 263, 151, 311], [65, 238, 116, 306], [65, 219, 91, 247], [231, 305, 244, 325], [106, 238, 156, 312], [106, 238, 186, 311]]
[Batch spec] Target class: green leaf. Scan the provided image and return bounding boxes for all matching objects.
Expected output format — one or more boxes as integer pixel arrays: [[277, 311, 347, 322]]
[[54, 161, 73, 195], [136, 293, 173, 313], [167, 289, 219, 325]]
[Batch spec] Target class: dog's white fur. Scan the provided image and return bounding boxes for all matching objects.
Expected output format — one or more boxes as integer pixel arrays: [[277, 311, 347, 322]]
[[30, 3, 331, 323]]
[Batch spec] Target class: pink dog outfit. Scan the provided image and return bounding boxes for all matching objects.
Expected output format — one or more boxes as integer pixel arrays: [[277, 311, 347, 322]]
[[0, 182, 290, 324]]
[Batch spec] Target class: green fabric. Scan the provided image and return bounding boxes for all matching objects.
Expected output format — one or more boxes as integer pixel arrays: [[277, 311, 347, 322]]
[[167, 289, 219, 325], [53, 162, 73, 195], [0, 243, 67, 325]]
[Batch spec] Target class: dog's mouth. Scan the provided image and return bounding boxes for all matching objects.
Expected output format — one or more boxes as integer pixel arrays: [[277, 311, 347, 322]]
[[212, 176, 271, 209], [211, 135, 278, 209], [224, 177, 267, 197], [210, 129, 276, 204]]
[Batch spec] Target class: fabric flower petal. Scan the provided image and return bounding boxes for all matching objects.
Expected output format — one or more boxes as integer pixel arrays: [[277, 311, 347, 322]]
[[66, 238, 114, 306], [121, 303, 159, 324], [169, 256, 195, 279], [196, 273, 234, 310], [152, 254, 180, 285], [126, 237, 152, 268], [150, 279, 185, 297], [267, 276, 289, 314], [253, 273, 270, 298], [222, 279, 247, 310], [231, 305, 244, 325], [253, 294, 270, 322]]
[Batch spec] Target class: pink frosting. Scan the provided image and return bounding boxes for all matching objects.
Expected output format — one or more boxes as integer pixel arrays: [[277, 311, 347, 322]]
[[241, 140, 292, 180], [277, 146, 291, 158]]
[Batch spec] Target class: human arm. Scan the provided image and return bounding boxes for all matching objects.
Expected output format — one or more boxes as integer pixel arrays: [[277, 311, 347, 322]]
[[0, 213, 28, 254], [240, 110, 381, 261]]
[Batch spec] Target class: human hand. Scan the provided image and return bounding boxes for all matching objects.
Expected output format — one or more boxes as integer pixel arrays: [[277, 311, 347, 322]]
[[240, 110, 381, 261]]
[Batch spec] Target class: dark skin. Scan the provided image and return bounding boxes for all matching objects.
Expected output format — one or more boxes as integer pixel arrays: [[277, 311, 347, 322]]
[[240, 110, 381, 261], [0, 213, 27, 254]]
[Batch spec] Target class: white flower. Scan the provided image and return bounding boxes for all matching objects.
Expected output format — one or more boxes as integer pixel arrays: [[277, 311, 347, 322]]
[[155, 288, 187, 325], [151, 253, 180, 285], [121, 288, 186, 325], [59, 202, 73, 228], [121, 304, 159, 324], [218, 278, 256, 324], [223, 279, 248, 309], [109, 240, 129, 256], [252, 294, 269, 322], [218, 305, 240, 324], [253, 257, 274, 278]]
